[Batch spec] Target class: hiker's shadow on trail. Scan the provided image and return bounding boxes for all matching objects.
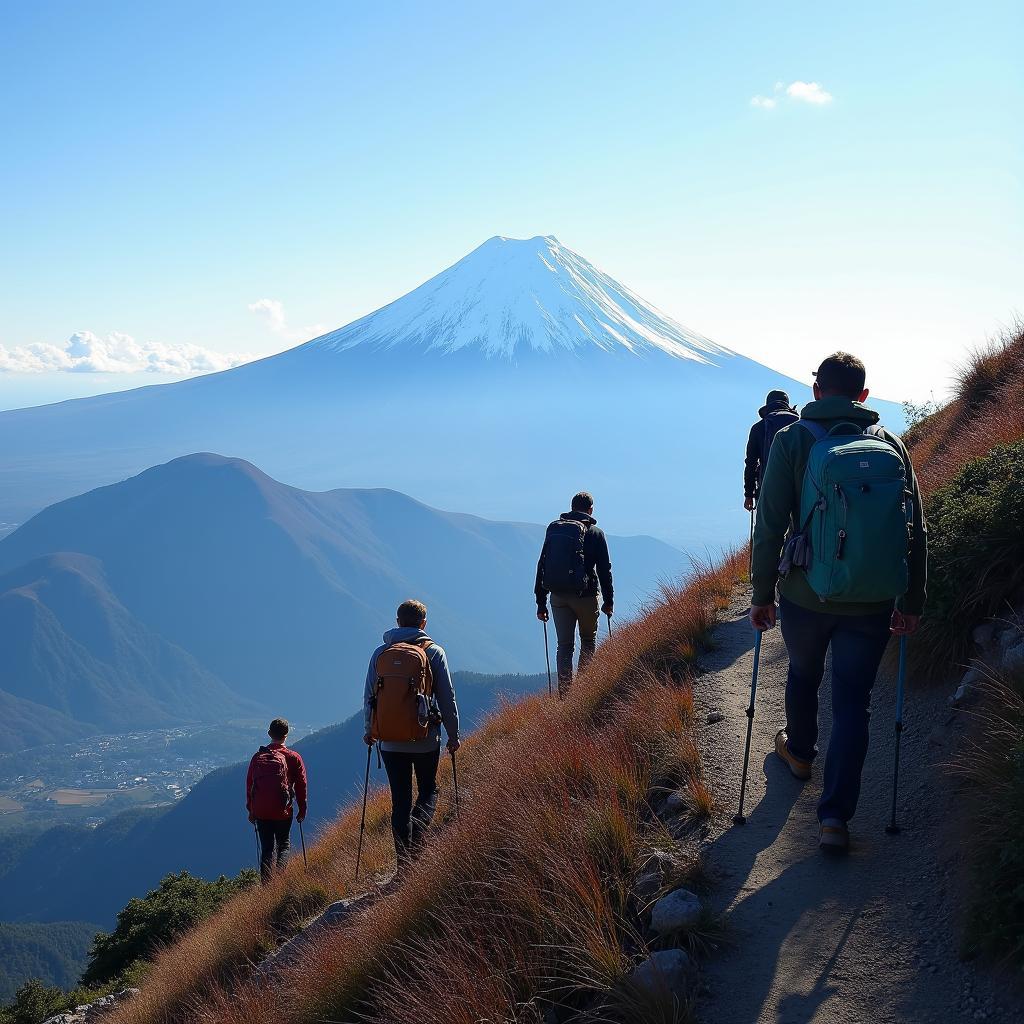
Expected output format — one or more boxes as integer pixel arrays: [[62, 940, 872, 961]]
[[708, 759, 880, 1024], [712, 754, 803, 911]]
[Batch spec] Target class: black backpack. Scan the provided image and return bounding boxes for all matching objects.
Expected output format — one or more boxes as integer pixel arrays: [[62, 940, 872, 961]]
[[758, 409, 799, 490], [541, 518, 590, 595]]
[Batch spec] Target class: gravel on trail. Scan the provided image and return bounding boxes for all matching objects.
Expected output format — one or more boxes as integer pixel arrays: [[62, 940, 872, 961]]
[[693, 594, 1021, 1024]]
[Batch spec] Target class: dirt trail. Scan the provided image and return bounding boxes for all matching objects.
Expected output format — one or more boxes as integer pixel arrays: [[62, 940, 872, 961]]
[[693, 595, 1020, 1024]]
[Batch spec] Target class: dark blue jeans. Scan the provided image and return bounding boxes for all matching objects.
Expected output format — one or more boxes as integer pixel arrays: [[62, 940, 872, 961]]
[[381, 749, 440, 866], [255, 817, 291, 884], [779, 596, 892, 824]]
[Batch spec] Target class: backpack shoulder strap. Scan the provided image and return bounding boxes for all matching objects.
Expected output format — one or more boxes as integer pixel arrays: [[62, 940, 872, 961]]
[[799, 420, 828, 442]]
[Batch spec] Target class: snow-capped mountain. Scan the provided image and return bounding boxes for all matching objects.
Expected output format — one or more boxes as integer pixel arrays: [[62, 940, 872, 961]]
[[312, 235, 727, 361], [0, 235, 893, 548]]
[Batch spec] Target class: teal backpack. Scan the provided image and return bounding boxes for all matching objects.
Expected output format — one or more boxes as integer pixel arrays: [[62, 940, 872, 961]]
[[785, 421, 913, 603]]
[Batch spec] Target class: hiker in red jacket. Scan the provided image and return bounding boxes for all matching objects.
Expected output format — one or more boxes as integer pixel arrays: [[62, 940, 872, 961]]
[[246, 718, 308, 884]]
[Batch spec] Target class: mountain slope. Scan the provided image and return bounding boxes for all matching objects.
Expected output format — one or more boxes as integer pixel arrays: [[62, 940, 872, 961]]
[[0, 921, 100, 1002], [0, 453, 685, 728], [0, 554, 252, 752], [0, 670, 546, 926], [0, 236, 844, 548]]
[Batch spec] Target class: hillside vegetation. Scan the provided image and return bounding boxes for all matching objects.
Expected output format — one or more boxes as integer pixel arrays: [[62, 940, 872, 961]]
[[92, 554, 741, 1024], [902, 323, 1024, 972], [899, 323, 1024, 676], [0, 923, 99, 1003]]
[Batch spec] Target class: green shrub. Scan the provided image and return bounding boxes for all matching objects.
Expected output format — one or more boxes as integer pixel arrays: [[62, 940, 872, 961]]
[[0, 979, 66, 1024], [955, 668, 1024, 969], [915, 440, 1024, 673], [82, 870, 257, 988]]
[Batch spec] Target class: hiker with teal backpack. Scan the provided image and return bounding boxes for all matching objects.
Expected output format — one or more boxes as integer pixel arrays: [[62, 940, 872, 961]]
[[246, 718, 308, 884], [535, 492, 614, 696], [750, 353, 927, 852]]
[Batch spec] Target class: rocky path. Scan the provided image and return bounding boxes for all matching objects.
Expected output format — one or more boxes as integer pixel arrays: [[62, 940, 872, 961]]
[[693, 595, 1020, 1024]]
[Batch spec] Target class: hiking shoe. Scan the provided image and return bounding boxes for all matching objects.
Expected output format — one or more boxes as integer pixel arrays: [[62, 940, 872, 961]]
[[774, 729, 812, 780], [819, 818, 850, 853]]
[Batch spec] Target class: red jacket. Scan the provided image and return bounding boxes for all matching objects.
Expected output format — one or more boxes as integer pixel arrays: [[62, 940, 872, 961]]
[[246, 742, 308, 821]]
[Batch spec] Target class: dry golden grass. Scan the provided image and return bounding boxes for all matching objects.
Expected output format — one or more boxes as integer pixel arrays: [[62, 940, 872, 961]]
[[904, 320, 1024, 495], [102, 551, 743, 1024]]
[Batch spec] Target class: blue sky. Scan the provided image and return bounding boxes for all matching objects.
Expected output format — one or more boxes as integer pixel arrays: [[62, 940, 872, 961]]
[[1, 0, 1020, 409]]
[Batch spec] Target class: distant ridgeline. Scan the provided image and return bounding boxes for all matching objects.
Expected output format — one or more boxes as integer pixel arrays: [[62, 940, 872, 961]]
[[0, 670, 545, 929], [0, 922, 99, 1003], [0, 453, 686, 753], [0, 235, 904, 551]]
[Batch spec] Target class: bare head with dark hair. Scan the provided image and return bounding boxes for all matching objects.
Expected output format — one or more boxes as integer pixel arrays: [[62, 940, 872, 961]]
[[571, 491, 594, 513], [397, 599, 428, 628], [813, 352, 868, 400], [268, 718, 289, 741]]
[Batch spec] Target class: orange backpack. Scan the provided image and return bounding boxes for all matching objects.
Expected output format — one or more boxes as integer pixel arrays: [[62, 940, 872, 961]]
[[370, 637, 435, 743]]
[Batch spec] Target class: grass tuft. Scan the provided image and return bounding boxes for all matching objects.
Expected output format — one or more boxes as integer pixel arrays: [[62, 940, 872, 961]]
[[97, 553, 743, 1024]]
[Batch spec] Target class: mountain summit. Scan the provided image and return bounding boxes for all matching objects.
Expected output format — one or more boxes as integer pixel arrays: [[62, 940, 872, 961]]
[[308, 235, 727, 362], [0, 235, 827, 545]]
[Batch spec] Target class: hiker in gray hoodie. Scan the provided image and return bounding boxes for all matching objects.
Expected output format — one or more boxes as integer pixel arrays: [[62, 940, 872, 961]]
[[362, 599, 460, 866]]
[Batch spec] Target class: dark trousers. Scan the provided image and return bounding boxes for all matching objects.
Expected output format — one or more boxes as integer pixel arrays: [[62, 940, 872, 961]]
[[779, 596, 892, 824], [551, 591, 600, 693], [381, 749, 440, 866], [255, 817, 292, 884]]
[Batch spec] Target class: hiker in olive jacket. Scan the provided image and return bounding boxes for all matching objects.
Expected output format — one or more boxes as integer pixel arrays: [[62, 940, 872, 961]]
[[535, 491, 614, 693], [750, 352, 927, 852]]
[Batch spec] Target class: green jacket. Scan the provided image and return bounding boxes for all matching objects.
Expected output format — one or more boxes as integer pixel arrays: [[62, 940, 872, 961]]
[[751, 397, 927, 616]]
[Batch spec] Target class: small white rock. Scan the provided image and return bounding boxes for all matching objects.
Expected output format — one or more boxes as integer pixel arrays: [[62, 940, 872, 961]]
[[664, 791, 687, 814], [628, 948, 693, 993], [650, 887, 702, 934]]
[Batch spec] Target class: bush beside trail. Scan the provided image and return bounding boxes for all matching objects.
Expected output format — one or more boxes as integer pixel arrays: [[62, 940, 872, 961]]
[[0, 871, 256, 1024], [902, 325, 1024, 977]]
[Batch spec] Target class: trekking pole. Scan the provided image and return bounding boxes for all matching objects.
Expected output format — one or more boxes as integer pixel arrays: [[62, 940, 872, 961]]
[[748, 506, 755, 582], [298, 819, 308, 870], [542, 618, 553, 698], [606, 611, 613, 637], [733, 629, 764, 825], [355, 743, 371, 879], [886, 635, 908, 835], [450, 749, 461, 820], [253, 822, 261, 874]]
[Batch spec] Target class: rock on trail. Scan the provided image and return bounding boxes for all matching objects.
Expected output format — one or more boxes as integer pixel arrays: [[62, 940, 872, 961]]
[[692, 595, 1020, 1024]]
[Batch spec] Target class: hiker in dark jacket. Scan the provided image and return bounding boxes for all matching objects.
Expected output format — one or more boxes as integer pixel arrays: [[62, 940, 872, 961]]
[[750, 352, 927, 852], [744, 390, 799, 511], [246, 718, 307, 884], [363, 599, 460, 869], [535, 491, 614, 694]]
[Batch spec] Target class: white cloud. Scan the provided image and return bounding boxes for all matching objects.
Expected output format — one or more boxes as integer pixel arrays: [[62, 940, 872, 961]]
[[785, 80, 833, 105], [0, 331, 254, 375], [247, 298, 327, 345], [247, 298, 287, 334], [751, 80, 833, 110]]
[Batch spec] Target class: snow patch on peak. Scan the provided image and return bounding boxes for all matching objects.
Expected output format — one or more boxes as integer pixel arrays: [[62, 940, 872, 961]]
[[309, 235, 729, 363]]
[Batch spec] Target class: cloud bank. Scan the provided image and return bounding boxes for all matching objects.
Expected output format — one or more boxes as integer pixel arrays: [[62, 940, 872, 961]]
[[751, 80, 833, 109], [0, 331, 255, 375]]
